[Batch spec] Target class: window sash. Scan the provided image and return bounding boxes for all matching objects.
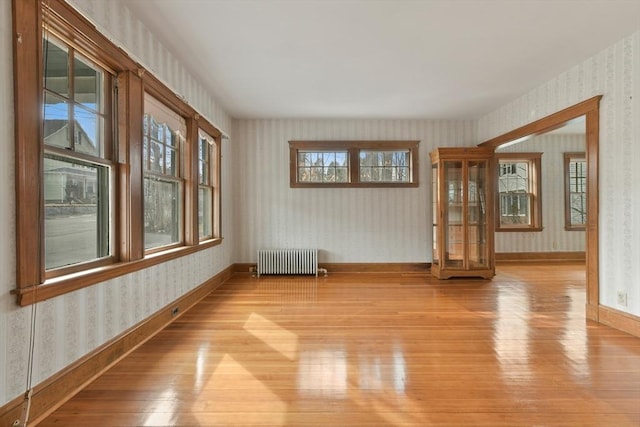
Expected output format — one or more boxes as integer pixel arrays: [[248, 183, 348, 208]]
[[495, 153, 542, 231], [564, 153, 587, 229]]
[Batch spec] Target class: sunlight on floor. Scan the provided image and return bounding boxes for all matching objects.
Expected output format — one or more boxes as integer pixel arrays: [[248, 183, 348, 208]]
[[243, 312, 299, 360], [495, 289, 533, 383], [199, 354, 287, 426], [142, 389, 178, 427], [297, 349, 347, 398]]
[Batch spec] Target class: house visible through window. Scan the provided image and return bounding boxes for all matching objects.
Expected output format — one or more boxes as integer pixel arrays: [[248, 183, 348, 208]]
[[290, 141, 419, 187], [565, 152, 587, 230], [496, 153, 542, 231], [43, 35, 113, 273], [13, 0, 225, 305]]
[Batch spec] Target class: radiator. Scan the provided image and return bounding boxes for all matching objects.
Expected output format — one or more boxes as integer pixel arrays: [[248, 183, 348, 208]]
[[257, 249, 320, 277]]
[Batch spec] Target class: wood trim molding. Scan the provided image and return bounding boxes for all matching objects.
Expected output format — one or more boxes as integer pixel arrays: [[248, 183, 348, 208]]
[[478, 96, 602, 150], [496, 252, 585, 263], [479, 95, 602, 321], [233, 262, 430, 274], [598, 306, 640, 338], [0, 265, 233, 427]]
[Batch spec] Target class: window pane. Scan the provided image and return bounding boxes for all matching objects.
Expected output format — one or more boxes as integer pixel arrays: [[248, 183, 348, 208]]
[[570, 194, 587, 225], [44, 93, 71, 149], [500, 193, 531, 225], [199, 131, 214, 185], [498, 159, 533, 227], [199, 186, 213, 239], [43, 38, 69, 96], [150, 141, 164, 173], [166, 146, 177, 176], [297, 151, 348, 183], [359, 150, 410, 183], [44, 156, 109, 270], [73, 104, 102, 157], [144, 177, 180, 249], [568, 158, 587, 226], [74, 53, 102, 111]]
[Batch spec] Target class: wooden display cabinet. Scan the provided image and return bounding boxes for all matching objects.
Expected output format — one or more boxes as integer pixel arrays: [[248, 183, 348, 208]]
[[430, 147, 495, 279]]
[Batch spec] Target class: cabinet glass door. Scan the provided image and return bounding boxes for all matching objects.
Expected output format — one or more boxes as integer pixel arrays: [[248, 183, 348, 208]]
[[432, 163, 439, 266], [468, 160, 489, 268], [444, 161, 463, 268]]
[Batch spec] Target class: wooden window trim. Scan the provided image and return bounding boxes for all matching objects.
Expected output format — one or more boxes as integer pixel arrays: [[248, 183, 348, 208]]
[[197, 126, 220, 242], [289, 140, 419, 188], [495, 152, 543, 232], [564, 152, 586, 231], [12, 0, 223, 306]]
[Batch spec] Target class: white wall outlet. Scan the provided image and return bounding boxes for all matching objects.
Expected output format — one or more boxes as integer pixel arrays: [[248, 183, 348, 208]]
[[617, 291, 628, 307]]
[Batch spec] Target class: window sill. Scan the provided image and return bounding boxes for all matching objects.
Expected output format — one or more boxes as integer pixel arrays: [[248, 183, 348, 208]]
[[12, 238, 223, 306], [496, 227, 543, 232], [291, 182, 419, 188]]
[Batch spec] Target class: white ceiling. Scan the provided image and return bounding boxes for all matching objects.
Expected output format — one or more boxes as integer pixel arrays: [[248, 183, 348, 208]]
[[123, 0, 640, 120]]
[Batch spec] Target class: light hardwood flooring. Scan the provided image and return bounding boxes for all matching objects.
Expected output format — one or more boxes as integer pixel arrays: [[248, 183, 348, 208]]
[[39, 264, 640, 426]]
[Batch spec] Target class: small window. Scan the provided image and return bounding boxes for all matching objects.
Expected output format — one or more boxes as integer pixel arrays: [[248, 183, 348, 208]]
[[297, 150, 349, 183], [290, 141, 418, 187], [143, 94, 186, 251], [198, 129, 219, 240], [496, 153, 542, 231], [359, 150, 411, 183], [564, 152, 586, 230]]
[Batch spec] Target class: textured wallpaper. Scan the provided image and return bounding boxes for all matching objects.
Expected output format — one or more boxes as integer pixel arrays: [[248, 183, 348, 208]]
[[0, 0, 234, 406], [479, 31, 640, 316], [232, 119, 477, 264]]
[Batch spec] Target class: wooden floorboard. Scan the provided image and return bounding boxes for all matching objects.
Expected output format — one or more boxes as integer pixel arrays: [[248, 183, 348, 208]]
[[39, 264, 640, 426]]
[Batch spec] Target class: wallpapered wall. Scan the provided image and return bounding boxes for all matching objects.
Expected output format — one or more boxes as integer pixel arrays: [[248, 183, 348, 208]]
[[0, 0, 234, 407], [496, 133, 586, 253], [478, 30, 640, 316], [232, 119, 476, 264]]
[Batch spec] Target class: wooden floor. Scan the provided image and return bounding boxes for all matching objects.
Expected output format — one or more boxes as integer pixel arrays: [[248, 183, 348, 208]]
[[40, 264, 640, 426]]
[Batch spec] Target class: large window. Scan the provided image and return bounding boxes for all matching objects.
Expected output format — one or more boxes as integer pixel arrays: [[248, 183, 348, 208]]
[[289, 141, 419, 187], [143, 94, 186, 251], [496, 153, 542, 231], [564, 152, 587, 230], [42, 34, 113, 276], [13, 0, 223, 305]]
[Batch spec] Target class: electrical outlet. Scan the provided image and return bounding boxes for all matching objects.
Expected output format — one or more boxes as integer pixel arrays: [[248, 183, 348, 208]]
[[171, 306, 179, 317], [617, 291, 628, 307]]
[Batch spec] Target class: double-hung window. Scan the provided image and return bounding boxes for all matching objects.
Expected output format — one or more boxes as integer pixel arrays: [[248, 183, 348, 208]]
[[143, 94, 186, 251], [495, 153, 542, 231], [43, 35, 114, 276], [13, 0, 224, 305], [290, 141, 419, 187], [198, 129, 219, 240]]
